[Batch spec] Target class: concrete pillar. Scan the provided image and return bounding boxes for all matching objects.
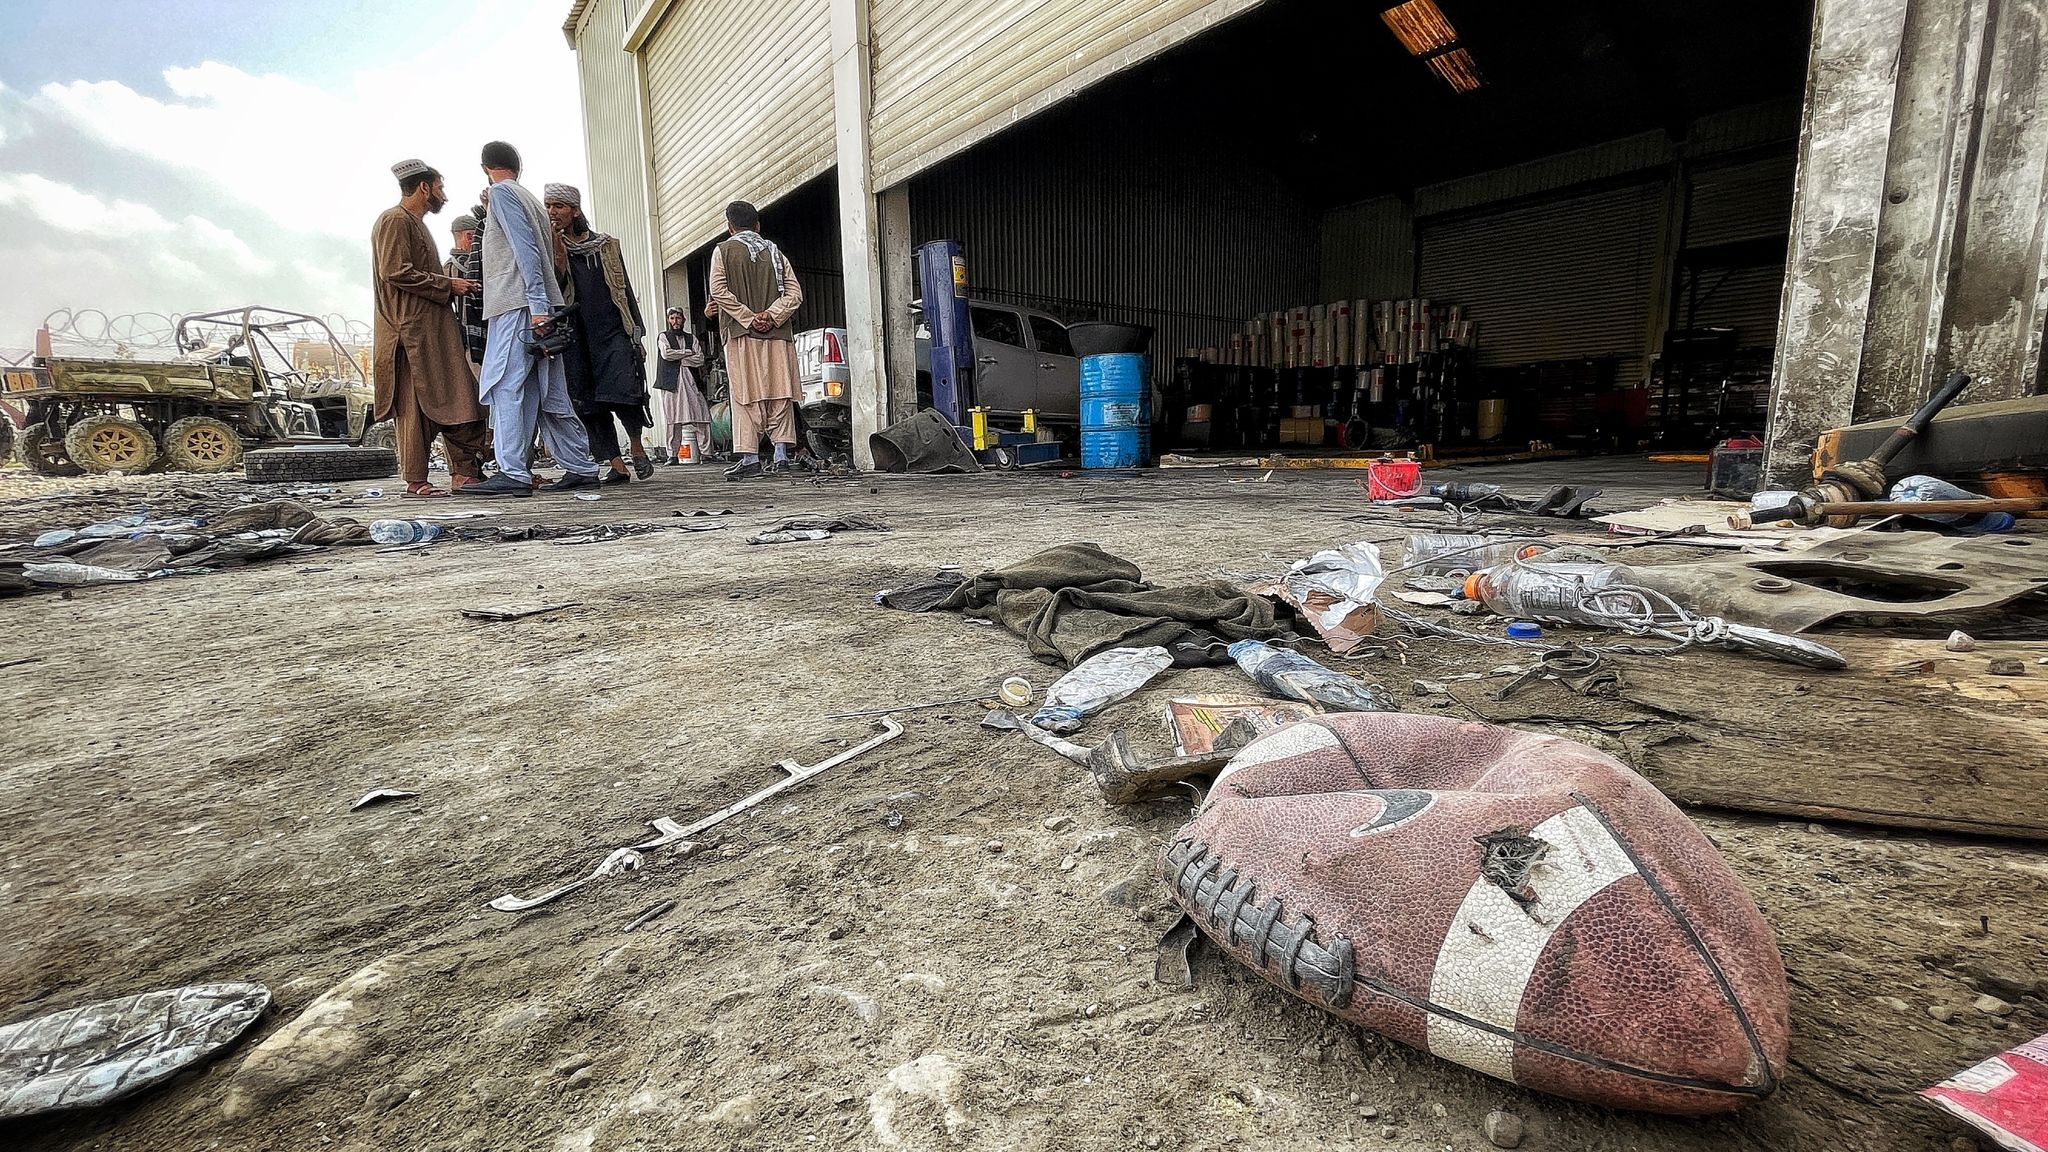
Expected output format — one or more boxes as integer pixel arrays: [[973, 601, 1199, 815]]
[[831, 0, 887, 469], [879, 185, 918, 423], [1765, 0, 2048, 483]]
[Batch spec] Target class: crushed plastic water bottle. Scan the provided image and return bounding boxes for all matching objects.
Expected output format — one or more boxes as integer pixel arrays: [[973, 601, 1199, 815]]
[[1401, 533, 1547, 576], [1462, 560, 1640, 623], [1889, 475, 2016, 534], [33, 529, 77, 548], [78, 513, 150, 539], [1227, 639, 1393, 713], [22, 562, 164, 587], [1030, 646, 1173, 734], [368, 519, 444, 545]]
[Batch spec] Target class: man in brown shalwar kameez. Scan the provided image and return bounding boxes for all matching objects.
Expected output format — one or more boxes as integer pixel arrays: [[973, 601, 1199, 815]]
[[708, 200, 803, 480], [373, 159, 489, 497]]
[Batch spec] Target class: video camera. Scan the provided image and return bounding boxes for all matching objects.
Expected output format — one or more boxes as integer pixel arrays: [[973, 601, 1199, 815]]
[[527, 306, 576, 358]]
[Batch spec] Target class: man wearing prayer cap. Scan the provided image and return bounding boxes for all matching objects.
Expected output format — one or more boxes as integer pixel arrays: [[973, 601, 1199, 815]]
[[371, 159, 488, 497]]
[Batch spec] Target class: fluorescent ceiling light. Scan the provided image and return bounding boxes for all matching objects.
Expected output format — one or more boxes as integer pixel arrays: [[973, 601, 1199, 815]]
[[1381, 0, 1458, 55], [1380, 0, 1484, 92], [1426, 47, 1484, 93]]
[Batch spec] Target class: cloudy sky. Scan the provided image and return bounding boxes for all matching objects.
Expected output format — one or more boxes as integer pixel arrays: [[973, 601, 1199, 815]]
[[0, 0, 588, 357]]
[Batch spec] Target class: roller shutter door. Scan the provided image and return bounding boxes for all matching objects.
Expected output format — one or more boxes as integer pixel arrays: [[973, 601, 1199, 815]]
[[643, 0, 835, 265], [1418, 182, 1666, 379], [868, 0, 1262, 188], [570, 0, 663, 379], [1679, 153, 1795, 350]]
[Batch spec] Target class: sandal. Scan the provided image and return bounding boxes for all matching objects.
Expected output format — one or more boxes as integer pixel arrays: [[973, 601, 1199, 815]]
[[632, 454, 655, 480], [403, 481, 448, 498]]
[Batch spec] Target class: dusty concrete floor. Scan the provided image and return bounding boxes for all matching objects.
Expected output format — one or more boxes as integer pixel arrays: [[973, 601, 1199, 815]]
[[0, 456, 2042, 1152]]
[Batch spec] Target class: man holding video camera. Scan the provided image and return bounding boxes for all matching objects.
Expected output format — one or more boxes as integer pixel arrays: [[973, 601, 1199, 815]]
[[458, 139, 601, 497]]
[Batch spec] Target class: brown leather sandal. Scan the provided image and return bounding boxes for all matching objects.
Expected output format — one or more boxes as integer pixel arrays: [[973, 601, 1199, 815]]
[[403, 481, 447, 498]]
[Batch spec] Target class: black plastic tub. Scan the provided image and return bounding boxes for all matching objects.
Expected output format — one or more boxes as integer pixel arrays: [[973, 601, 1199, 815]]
[[1066, 321, 1155, 357]]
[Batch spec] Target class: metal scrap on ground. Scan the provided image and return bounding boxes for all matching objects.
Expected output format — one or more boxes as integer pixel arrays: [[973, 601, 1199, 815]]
[[0, 983, 271, 1119], [459, 603, 580, 622], [488, 718, 905, 913]]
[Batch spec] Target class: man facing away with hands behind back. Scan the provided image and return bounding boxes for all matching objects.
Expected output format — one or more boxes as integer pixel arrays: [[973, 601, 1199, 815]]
[[707, 199, 803, 481]]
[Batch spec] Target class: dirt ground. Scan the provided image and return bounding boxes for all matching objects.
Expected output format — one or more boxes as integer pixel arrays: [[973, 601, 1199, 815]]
[[1, 455, 2042, 1152]]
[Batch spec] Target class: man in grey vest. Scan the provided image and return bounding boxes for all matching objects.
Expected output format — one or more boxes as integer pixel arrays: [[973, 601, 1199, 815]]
[[457, 140, 600, 497], [708, 200, 804, 480]]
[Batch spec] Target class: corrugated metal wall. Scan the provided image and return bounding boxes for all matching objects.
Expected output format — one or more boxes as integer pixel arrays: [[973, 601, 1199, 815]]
[[1679, 152, 1796, 349], [1418, 181, 1670, 383], [1414, 131, 1671, 218], [868, 0, 1263, 187], [643, 0, 835, 264], [1685, 98, 1803, 157], [571, 0, 668, 352], [907, 112, 1318, 377], [1320, 196, 1415, 302]]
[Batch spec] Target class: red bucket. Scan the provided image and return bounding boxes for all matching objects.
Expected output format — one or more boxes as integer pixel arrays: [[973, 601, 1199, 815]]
[[1366, 457, 1422, 501]]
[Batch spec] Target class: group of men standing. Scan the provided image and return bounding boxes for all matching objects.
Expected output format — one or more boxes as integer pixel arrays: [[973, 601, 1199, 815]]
[[371, 141, 806, 495]]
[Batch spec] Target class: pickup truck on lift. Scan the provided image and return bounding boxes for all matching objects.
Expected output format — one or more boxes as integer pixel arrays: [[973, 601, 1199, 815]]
[[796, 299, 1083, 464]]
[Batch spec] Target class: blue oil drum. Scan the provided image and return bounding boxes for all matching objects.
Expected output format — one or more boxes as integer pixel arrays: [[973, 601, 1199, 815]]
[[1138, 387, 1153, 465], [1080, 353, 1148, 469]]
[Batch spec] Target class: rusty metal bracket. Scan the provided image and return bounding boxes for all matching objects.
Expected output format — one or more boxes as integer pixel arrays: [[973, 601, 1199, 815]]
[[1631, 532, 2047, 634]]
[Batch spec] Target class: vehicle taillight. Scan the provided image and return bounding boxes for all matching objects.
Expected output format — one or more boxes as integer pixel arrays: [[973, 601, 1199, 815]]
[[823, 332, 844, 364]]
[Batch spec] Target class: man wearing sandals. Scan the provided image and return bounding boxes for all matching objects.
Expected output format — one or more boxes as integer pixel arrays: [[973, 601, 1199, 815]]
[[371, 158, 489, 498]]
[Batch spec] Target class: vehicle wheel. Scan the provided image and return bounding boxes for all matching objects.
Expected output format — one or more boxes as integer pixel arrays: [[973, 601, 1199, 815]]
[[0, 420, 14, 465], [17, 426, 83, 476], [361, 420, 397, 451], [64, 414, 159, 475], [243, 445, 399, 484], [161, 416, 246, 474], [805, 427, 854, 468]]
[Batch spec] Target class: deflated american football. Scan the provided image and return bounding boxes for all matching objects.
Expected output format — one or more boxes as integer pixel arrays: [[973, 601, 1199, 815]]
[[1161, 713, 1789, 1115]]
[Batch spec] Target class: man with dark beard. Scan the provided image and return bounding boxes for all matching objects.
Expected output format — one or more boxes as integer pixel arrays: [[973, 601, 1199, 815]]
[[371, 159, 487, 497], [545, 182, 653, 482]]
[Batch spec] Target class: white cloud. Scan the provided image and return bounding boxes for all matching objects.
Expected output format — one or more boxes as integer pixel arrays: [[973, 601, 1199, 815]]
[[31, 12, 587, 241], [0, 171, 173, 237], [0, 0, 586, 344], [183, 215, 269, 274]]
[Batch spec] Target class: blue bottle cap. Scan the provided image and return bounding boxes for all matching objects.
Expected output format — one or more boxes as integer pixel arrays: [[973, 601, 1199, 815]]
[[1505, 622, 1543, 639]]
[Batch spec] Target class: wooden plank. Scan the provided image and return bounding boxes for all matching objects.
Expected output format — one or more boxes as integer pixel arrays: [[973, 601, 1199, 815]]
[[1612, 636, 2048, 840]]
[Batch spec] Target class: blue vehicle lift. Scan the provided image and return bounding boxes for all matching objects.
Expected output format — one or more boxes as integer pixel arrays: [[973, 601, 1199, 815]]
[[916, 239, 1063, 468]]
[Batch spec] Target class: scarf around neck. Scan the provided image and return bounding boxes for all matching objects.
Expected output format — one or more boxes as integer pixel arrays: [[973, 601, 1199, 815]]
[[565, 229, 612, 258], [733, 229, 790, 284]]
